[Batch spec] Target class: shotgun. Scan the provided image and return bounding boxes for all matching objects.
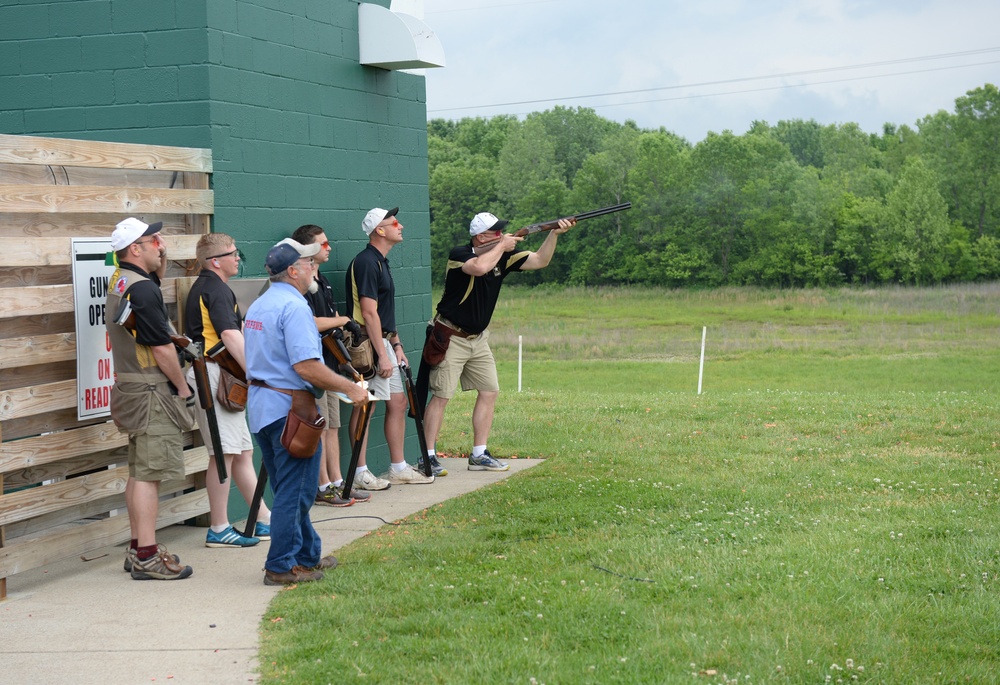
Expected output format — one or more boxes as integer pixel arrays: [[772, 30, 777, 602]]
[[171, 335, 228, 484], [399, 363, 432, 477], [320, 326, 377, 496], [477, 202, 632, 250]]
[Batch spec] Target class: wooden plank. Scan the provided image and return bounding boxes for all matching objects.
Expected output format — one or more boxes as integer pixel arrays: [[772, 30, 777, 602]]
[[3, 447, 125, 488], [2, 492, 126, 539], [2, 360, 76, 391], [0, 421, 124, 474], [0, 277, 181, 319], [0, 214, 200, 238], [0, 313, 75, 341], [0, 163, 185, 189], [0, 185, 213, 215], [0, 487, 209, 578], [0, 134, 212, 173], [0, 233, 200, 267], [0, 447, 208, 527], [183, 172, 212, 235], [0, 460, 127, 527], [0, 379, 77, 421], [0, 333, 75, 370], [1, 407, 108, 442], [0, 265, 73, 287]]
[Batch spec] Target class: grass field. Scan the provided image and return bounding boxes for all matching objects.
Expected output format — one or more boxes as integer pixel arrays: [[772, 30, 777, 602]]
[[258, 284, 1000, 685]]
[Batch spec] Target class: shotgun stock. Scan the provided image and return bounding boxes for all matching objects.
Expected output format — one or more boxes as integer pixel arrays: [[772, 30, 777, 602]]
[[320, 328, 365, 382], [206, 340, 246, 383]]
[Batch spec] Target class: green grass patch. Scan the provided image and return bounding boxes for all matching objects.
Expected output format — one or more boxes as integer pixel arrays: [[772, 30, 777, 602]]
[[258, 284, 1000, 684]]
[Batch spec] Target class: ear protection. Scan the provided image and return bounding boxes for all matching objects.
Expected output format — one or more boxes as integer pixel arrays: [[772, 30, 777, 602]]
[[213, 259, 220, 267]]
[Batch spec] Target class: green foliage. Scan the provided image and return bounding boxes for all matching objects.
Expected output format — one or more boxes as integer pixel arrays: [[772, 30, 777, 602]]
[[428, 84, 1000, 288], [258, 285, 1000, 685]]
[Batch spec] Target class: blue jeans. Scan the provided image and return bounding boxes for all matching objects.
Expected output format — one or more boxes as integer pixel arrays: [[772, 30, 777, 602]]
[[256, 418, 322, 573]]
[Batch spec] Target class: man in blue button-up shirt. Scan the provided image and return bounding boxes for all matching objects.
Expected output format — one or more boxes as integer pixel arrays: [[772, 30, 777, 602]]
[[245, 238, 368, 586]]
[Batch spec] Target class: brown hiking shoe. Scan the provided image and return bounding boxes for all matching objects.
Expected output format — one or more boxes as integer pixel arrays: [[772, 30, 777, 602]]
[[130, 547, 193, 580], [309, 554, 337, 571], [263, 565, 324, 586], [124, 545, 180, 572]]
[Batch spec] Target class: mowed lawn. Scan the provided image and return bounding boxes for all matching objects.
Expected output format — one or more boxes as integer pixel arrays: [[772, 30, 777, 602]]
[[259, 284, 1000, 685]]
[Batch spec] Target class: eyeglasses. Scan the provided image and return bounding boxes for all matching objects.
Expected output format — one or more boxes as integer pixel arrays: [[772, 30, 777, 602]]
[[382, 218, 400, 229], [319, 241, 330, 249], [207, 248, 243, 261]]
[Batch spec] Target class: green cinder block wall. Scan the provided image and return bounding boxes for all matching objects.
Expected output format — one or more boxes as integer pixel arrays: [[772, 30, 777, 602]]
[[0, 0, 434, 505]]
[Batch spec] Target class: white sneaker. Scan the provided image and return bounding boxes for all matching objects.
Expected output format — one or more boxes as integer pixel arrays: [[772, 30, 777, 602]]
[[384, 464, 435, 485], [354, 469, 391, 491]]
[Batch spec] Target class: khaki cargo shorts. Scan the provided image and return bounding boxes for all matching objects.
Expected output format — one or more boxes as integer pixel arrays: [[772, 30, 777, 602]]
[[428, 328, 499, 400], [129, 393, 186, 482], [316, 389, 343, 429]]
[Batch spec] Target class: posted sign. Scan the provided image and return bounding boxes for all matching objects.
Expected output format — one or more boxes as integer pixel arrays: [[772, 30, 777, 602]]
[[72, 238, 116, 420]]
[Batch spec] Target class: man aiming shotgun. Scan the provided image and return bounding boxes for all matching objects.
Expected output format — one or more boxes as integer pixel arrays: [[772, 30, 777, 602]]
[[419, 206, 633, 472]]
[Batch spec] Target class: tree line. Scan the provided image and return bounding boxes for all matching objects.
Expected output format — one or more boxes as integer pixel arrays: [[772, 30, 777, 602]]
[[428, 83, 1000, 287]]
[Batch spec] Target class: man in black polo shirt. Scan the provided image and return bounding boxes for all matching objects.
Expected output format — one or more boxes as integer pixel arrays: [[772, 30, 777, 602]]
[[184, 232, 271, 548], [421, 212, 575, 471], [345, 207, 434, 489]]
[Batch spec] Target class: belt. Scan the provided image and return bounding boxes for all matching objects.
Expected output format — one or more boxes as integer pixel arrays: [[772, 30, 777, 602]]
[[382, 330, 396, 339], [250, 379, 293, 396], [434, 316, 478, 339]]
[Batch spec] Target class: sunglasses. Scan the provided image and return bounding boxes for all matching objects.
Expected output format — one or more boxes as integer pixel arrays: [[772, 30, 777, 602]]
[[319, 241, 330, 249], [207, 248, 244, 261]]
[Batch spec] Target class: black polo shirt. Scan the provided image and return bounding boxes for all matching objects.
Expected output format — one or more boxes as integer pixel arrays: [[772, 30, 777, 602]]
[[305, 270, 340, 367], [184, 269, 242, 351], [346, 243, 396, 334], [435, 244, 531, 334], [116, 262, 173, 347]]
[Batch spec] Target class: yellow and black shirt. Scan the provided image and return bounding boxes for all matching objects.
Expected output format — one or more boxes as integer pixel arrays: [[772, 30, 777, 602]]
[[184, 270, 242, 350], [435, 244, 531, 334]]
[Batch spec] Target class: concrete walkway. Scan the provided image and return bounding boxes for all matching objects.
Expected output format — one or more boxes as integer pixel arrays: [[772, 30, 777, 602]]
[[0, 457, 542, 684]]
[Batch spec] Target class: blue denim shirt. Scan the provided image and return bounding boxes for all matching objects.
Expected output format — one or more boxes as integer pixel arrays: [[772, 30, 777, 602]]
[[244, 281, 322, 433]]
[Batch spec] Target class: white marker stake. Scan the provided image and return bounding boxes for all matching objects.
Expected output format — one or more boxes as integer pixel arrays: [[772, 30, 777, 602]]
[[698, 326, 707, 395], [518, 335, 523, 392]]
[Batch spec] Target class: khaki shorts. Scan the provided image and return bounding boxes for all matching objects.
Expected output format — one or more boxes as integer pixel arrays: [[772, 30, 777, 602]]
[[187, 363, 253, 456], [129, 393, 186, 482], [428, 328, 499, 400], [367, 338, 404, 401], [316, 389, 343, 429]]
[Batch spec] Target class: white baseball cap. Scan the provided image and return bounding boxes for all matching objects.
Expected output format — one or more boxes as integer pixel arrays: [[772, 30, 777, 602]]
[[469, 212, 509, 236], [111, 217, 162, 251], [362, 206, 399, 235]]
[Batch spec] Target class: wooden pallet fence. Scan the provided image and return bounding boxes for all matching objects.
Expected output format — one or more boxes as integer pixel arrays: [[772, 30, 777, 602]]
[[0, 134, 215, 599]]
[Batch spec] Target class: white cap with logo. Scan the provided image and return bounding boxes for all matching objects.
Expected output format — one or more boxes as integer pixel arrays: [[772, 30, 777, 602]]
[[469, 212, 509, 236]]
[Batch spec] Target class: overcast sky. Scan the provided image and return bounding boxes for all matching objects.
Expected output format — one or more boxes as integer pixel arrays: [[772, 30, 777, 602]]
[[414, 0, 1000, 143]]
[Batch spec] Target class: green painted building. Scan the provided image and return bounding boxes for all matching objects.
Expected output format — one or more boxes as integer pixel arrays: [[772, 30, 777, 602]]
[[0, 0, 440, 484]]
